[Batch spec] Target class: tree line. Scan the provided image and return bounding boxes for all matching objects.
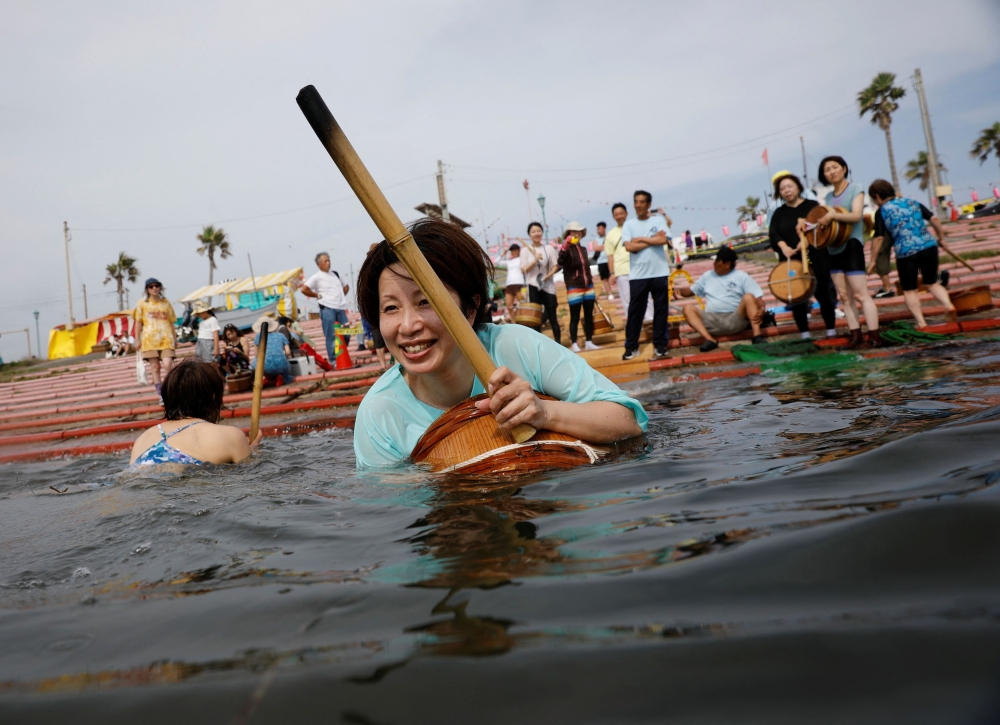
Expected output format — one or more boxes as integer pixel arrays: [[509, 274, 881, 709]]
[[103, 226, 232, 311]]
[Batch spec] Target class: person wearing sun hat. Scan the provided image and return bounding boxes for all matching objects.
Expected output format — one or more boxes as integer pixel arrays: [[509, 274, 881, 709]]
[[557, 221, 600, 352], [191, 300, 220, 363], [133, 277, 177, 397]]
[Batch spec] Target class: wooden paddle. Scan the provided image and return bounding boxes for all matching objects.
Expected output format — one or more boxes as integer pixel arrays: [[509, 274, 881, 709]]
[[296, 85, 535, 443], [937, 237, 976, 273], [249, 322, 268, 443]]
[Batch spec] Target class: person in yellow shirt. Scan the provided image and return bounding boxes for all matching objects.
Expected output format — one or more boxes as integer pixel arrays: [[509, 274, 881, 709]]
[[133, 278, 177, 398], [604, 203, 631, 307]]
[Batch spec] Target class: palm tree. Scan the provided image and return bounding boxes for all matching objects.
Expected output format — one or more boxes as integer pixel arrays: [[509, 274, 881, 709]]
[[970, 122, 1000, 168], [196, 225, 232, 285], [736, 196, 762, 223], [103, 252, 140, 311], [857, 72, 906, 192], [905, 151, 948, 207]]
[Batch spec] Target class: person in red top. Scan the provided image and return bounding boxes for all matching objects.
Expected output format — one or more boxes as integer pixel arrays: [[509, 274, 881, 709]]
[[557, 222, 599, 352]]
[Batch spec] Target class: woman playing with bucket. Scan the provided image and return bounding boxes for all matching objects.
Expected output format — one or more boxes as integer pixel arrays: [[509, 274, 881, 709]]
[[802, 156, 881, 348], [352, 219, 646, 469]]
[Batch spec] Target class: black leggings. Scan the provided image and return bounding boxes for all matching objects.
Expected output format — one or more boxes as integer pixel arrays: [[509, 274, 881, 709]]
[[568, 300, 594, 344], [528, 286, 561, 344], [790, 247, 837, 333]]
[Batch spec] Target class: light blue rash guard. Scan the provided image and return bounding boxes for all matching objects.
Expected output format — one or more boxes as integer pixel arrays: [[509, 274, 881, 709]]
[[353, 323, 648, 468]]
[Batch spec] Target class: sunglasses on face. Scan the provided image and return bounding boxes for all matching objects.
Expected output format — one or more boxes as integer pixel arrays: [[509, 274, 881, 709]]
[[147, 284, 162, 289]]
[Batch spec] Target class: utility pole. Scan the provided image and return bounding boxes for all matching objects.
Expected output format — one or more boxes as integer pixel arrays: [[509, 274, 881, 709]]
[[913, 68, 947, 215], [33, 310, 41, 359], [799, 135, 809, 187], [436, 159, 450, 223], [64, 221, 75, 331], [82, 284, 88, 319]]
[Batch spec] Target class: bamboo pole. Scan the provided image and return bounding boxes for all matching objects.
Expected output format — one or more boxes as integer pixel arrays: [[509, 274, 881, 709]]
[[249, 323, 268, 442], [295, 85, 535, 442]]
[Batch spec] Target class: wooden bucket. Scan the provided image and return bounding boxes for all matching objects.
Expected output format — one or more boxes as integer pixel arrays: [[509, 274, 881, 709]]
[[227, 371, 253, 394], [514, 302, 544, 330], [768, 260, 816, 305], [411, 394, 602, 475], [949, 285, 994, 315], [592, 299, 615, 335], [804, 206, 851, 249]]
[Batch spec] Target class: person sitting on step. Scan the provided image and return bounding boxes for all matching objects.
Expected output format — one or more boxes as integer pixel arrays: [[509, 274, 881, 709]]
[[130, 360, 261, 467], [675, 246, 766, 352]]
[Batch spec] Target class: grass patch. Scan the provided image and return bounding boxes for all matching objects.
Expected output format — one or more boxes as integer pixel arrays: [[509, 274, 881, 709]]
[[957, 249, 1000, 262]]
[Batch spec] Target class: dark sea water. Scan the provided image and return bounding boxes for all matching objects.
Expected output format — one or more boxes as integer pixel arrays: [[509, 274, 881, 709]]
[[3, 339, 1000, 724]]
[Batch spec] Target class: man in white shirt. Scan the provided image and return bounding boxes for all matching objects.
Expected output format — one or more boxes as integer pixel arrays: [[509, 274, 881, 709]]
[[621, 190, 672, 361], [302, 252, 350, 363], [675, 246, 766, 351]]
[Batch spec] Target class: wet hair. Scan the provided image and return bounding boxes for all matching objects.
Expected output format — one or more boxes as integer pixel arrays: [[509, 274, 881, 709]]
[[611, 202, 627, 214], [596, 221, 607, 229], [161, 360, 225, 424], [509, 243, 520, 252], [817, 156, 849, 186], [315, 252, 329, 265], [633, 190, 652, 204], [527, 222, 543, 234], [773, 173, 805, 200], [276, 316, 293, 326], [358, 218, 494, 332], [715, 245, 738, 266], [868, 179, 896, 201], [223, 324, 242, 339]]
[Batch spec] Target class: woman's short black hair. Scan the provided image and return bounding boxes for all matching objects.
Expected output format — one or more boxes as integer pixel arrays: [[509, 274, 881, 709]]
[[358, 218, 494, 333], [868, 178, 895, 201], [715, 245, 738, 266], [222, 324, 242, 338], [527, 221, 543, 234], [773, 172, 805, 200], [817, 155, 849, 186], [161, 361, 225, 424]]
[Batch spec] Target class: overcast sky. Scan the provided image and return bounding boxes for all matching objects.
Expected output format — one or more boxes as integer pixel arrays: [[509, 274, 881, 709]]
[[2, 0, 1000, 361]]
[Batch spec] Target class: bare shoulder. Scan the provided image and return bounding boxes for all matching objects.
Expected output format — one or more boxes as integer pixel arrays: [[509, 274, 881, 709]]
[[201, 422, 252, 463], [129, 425, 161, 463]]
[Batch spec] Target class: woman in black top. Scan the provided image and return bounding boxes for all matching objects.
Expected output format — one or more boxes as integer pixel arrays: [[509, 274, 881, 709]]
[[768, 173, 837, 337]]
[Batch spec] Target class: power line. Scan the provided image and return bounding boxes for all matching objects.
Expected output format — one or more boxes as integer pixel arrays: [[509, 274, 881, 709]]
[[73, 173, 434, 233], [450, 105, 855, 174]]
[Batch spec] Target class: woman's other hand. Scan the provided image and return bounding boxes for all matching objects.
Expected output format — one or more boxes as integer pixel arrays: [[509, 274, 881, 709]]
[[818, 210, 835, 227], [249, 429, 263, 450], [474, 366, 548, 431]]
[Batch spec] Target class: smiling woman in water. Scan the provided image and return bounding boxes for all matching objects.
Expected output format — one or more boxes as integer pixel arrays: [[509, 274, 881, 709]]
[[352, 219, 646, 468]]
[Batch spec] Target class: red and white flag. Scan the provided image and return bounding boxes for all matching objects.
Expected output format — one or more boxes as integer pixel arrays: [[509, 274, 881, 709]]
[[761, 148, 769, 166]]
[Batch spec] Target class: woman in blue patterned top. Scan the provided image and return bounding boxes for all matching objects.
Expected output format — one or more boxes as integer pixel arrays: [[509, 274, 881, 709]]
[[867, 179, 957, 328]]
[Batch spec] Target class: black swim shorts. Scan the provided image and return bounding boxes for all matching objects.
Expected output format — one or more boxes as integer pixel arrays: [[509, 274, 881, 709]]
[[828, 238, 866, 276], [896, 246, 939, 291]]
